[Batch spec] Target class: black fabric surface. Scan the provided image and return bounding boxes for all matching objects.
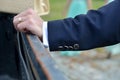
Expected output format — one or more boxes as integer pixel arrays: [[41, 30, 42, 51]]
[[0, 13, 19, 80]]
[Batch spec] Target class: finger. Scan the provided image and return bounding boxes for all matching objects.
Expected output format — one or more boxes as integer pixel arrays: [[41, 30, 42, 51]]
[[13, 8, 35, 28], [13, 17, 24, 30], [13, 16, 31, 30], [16, 21, 30, 33]]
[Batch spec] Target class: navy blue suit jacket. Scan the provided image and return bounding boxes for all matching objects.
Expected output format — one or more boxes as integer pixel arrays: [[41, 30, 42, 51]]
[[48, 0, 120, 51]]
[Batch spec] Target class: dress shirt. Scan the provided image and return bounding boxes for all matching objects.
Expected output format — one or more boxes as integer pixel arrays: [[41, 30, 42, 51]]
[[43, 22, 49, 47]]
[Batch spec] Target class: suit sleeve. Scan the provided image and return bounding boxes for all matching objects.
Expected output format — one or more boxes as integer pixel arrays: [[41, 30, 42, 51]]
[[47, 0, 120, 51]]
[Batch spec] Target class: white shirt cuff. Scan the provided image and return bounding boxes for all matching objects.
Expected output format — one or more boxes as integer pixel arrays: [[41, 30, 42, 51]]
[[43, 22, 49, 48]]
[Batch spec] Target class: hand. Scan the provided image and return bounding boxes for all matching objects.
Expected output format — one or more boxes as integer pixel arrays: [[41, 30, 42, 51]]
[[13, 8, 43, 39]]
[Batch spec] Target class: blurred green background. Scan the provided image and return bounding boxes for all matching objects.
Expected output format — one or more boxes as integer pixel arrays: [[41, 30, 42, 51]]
[[42, 0, 105, 21]]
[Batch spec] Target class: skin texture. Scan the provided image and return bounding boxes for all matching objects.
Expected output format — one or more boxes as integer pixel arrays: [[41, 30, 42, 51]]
[[13, 9, 43, 39]]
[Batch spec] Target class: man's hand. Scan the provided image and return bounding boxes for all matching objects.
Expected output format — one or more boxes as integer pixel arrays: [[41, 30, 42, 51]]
[[13, 8, 43, 39]]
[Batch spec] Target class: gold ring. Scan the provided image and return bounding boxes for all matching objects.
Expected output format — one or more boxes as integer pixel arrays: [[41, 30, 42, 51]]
[[18, 17, 22, 23]]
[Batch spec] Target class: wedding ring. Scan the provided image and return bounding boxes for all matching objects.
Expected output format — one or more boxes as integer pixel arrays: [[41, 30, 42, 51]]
[[18, 17, 22, 23]]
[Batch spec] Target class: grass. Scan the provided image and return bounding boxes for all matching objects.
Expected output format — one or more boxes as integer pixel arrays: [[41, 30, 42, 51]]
[[42, 0, 105, 21]]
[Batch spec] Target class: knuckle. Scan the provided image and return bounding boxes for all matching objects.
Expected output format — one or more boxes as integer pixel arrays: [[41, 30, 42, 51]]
[[13, 17, 17, 23], [27, 8, 34, 15], [28, 18, 34, 24], [27, 15, 32, 19], [13, 19, 15, 23], [13, 16, 17, 20]]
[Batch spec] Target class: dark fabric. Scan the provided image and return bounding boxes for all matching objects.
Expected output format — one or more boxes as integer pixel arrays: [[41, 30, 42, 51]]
[[0, 12, 19, 80], [48, 0, 120, 51]]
